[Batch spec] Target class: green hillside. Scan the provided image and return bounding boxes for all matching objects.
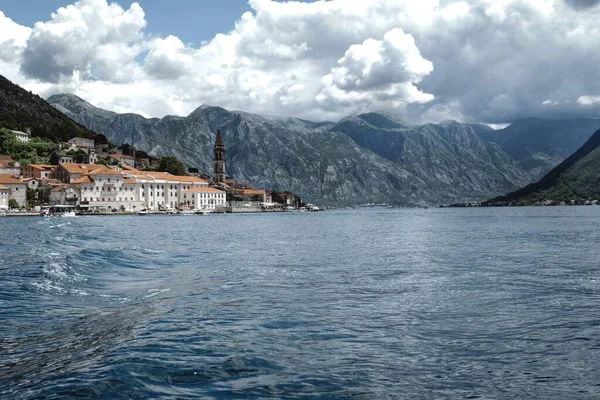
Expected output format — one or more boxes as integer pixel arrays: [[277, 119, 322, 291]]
[[0, 74, 95, 142], [486, 129, 600, 205]]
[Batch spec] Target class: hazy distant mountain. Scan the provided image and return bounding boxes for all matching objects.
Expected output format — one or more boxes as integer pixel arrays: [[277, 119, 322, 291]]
[[475, 117, 600, 179], [0, 75, 94, 142], [487, 128, 600, 205], [48, 93, 531, 205]]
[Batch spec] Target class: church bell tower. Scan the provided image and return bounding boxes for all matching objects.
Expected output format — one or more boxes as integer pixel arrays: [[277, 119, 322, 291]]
[[213, 128, 226, 183]]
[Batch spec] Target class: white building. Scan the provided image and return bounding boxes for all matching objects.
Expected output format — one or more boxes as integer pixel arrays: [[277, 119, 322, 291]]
[[0, 174, 27, 207], [0, 184, 10, 209], [110, 154, 135, 167], [0, 159, 20, 176], [76, 170, 143, 211], [183, 187, 226, 210], [68, 137, 95, 149], [10, 129, 31, 143], [52, 163, 209, 211], [132, 171, 208, 210], [50, 185, 79, 206], [57, 154, 75, 164]]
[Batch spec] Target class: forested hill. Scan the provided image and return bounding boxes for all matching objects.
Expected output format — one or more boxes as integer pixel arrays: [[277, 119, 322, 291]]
[[0, 74, 95, 142], [486, 129, 600, 205]]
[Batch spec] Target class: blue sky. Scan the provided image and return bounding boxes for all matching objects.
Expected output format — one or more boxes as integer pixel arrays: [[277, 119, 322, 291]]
[[1, 0, 253, 45]]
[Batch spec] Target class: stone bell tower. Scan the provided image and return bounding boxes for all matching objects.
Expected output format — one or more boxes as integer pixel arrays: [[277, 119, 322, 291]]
[[213, 128, 226, 183]]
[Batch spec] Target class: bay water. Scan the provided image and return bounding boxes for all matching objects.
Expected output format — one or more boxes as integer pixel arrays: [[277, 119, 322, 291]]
[[1, 207, 599, 398]]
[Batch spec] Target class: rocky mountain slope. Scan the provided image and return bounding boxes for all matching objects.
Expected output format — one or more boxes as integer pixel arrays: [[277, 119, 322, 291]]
[[476, 117, 600, 179], [48, 93, 532, 205], [486, 129, 600, 205], [0, 75, 95, 142]]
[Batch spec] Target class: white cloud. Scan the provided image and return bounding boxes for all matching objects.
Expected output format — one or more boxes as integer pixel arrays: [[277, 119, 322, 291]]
[[0, 11, 31, 83], [0, 11, 31, 58], [577, 95, 600, 106], [316, 28, 434, 113], [20, 0, 146, 83], [2, 0, 600, 123], [144, 36, 193, 80]]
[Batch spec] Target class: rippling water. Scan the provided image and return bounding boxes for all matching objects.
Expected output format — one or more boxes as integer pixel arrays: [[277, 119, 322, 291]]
[[1, 207, 600, 399]]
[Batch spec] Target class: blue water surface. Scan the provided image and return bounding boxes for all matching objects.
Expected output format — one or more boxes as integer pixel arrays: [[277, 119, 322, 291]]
[[1, 207, 600, 399]]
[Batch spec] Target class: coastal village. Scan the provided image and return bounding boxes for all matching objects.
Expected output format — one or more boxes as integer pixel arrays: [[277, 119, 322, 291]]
[[0, 128, 310, 215]]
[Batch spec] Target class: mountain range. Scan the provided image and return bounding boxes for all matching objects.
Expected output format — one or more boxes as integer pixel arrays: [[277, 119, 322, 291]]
[[2, 73, 598, 206], [476, 118, 600, 179], [48, 93, 532, 205]]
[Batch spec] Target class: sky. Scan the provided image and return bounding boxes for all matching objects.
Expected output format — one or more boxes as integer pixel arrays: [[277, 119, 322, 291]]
[[1, 0, 600, 124]]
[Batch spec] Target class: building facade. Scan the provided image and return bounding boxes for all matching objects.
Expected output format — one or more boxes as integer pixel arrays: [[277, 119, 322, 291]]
[[10, 129, 30, 143], [68, 137, 95, 148], [23, 164, 56, 179], [51, 163, 208, 211], [183, 187, 226, 210], [0, 184, 10, 209], [0, 174, 27, 207]]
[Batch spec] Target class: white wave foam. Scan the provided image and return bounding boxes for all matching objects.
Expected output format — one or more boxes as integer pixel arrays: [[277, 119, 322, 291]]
[[144, 288, 171, 298]]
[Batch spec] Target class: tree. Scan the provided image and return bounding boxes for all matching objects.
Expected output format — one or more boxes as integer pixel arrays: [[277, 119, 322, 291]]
[[8, 199, 19, 209], [158, 156, 187, 176], [93, 133, 109, 145], [27, 188, 39, 208]]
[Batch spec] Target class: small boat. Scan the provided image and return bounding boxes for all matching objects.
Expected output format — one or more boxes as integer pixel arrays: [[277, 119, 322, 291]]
[[178, 210, 195, 215], [138, 208, 149, 215], [61, 211, 77, 218]]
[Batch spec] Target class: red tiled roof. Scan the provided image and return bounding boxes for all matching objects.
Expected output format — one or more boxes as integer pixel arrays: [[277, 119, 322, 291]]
[[72, 176, 94, 184], [242, 189, 266, 195], [88, 168, 125, 176], [59, 163, 104, 174], [27, 164, 55, 171], [0, 174, 24, 184]]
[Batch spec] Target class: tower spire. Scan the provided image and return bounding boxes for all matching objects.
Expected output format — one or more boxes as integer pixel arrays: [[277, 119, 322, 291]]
[[213, 128, 226, 183]]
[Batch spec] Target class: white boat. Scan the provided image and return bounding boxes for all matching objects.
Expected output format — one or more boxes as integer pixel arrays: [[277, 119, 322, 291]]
[[138, 208, 149, 215], [61, 211, 77, 217]]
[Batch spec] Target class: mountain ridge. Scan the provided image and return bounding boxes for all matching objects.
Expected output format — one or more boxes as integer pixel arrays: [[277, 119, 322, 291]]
[[0, 76, 96, 142], [485, 129, 600, 205], [475, 117, 600, 178], [47, 93, 532, 205]]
